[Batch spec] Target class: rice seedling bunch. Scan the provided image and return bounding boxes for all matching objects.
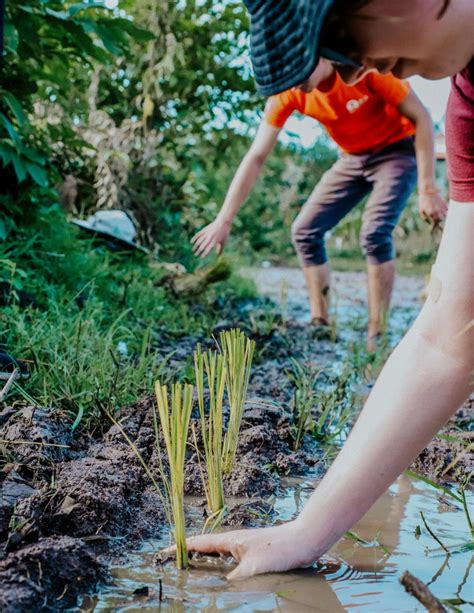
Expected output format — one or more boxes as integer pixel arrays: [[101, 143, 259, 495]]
[[155, 381, 193, 570], [194, 345, 226, 517], [219, 329, 255, 475]]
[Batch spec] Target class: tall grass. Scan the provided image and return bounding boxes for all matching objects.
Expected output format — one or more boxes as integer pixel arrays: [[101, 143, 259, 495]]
[[155, 381, 194, 570], [194, 345, 226, 524], [219, 329, 255, 475]]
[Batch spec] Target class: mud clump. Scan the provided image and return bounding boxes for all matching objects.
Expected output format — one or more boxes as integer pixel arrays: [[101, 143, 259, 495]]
[[0, 536, 107, 612], [411, 399, 473, 487]]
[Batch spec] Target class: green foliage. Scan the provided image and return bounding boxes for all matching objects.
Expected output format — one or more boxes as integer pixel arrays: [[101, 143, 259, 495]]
[[0, 208, 256, 426], [0, 0, 152, 201]]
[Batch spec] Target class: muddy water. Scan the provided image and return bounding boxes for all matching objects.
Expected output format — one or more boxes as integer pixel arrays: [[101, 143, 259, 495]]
[[243, 266, 425, 339], [82, 268, 472, 612], [82, 475, 473, 612]]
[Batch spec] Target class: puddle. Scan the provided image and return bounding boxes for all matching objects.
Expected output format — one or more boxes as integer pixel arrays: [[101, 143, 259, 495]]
[[242, 266, 425, 343], [81, 475, 473, 612]]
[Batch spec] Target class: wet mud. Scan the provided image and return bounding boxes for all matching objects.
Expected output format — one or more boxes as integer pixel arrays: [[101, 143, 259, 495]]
[[0, 268, 472, 610]]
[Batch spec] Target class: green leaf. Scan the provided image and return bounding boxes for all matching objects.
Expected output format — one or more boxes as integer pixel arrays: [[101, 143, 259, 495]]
[[45, 8, 71, 21], [3, 93, 27, 127], [107, 18, 155, 42], [11, 154, 27, 183], [26, 162, 48, 187], [4, 23, 20, 53], [0, 219, 7, 241], [405, 469, 463, 503], [19, 144, 47, 165], [0, 141, 15, 166], [91, 23, 124, 55], [69, 2, 107, 17], [0, 113, 22, 147]]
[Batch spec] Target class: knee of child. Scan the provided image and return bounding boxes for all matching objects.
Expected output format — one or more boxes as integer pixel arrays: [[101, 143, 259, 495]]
[[360, 229, 393, 262]]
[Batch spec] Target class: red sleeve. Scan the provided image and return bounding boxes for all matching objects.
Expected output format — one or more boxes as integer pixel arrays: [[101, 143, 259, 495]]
[[264, 90, 298, 128], [365, 72, 411, 107]]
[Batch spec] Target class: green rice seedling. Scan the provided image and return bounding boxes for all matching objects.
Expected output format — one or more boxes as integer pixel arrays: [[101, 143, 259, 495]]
[[219, 329, 255, 475], [288, 360, 357, 448], [287, 359, 319, 450], [194, 344, 226, 525], [155, 381, 194, 570], [406, 470, 473, 540]]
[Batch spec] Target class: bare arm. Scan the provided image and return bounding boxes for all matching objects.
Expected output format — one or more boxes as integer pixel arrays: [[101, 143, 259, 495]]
[[192, 121, 280, 257], [397, 90, 448, 222], [175, 203, 473, 579]]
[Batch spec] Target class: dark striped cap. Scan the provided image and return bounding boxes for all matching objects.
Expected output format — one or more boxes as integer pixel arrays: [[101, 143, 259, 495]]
[[243, 0, 335, 96]]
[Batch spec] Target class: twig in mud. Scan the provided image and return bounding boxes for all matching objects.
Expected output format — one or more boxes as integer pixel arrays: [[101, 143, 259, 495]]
[[420, 511, 450, 554], [441, 443, 473, 478], [400, 570, 447, 612], [0, 439, 70, 448]]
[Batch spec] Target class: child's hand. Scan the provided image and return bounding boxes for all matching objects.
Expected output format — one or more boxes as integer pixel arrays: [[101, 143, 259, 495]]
[[419, 191, 448, 223], [191, 219, 232, 257]]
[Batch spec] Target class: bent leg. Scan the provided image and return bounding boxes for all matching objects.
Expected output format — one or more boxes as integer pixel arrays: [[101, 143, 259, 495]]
[[360, 145, 417, 342], [291, 155, 370, 321], [296, 201, 474, 557]]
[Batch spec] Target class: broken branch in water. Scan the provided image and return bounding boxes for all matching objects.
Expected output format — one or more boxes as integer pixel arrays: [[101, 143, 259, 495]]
[[400, 571, 447, 612]]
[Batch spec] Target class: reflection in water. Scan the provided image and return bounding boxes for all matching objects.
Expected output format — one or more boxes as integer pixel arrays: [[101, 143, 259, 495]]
[[82, 476, 473, 612]]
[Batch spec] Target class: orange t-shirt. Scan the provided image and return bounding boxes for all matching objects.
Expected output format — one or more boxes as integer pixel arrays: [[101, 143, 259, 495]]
[[264, 71, 415, 155]]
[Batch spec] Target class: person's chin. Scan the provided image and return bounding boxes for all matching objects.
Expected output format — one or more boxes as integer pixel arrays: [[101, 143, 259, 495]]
[[391, 60, 412, 79], [392, 59, 449, 80]]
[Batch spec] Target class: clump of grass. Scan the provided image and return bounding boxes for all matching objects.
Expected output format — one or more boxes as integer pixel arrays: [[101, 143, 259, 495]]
[[154, 381, 193, 570], [219, 329, 255, 475], [193, 345, 226, 526], [288, 359, 326, 450], [288, 360, 356, 448]]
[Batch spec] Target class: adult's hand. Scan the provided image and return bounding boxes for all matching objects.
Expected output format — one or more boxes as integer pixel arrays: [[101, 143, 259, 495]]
[[163, 521, 317, 580], [419, 191, 448, 223], [191, 218, 232, 257]]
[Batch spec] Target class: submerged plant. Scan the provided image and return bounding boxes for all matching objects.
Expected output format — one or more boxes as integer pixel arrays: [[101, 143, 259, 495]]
[[219, 329, 255, 475], [194, 345, 226, 525], [154, 381, 194, 570]]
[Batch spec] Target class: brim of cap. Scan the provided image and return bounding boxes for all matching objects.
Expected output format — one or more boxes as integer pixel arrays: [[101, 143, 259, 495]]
[[71, 219, 149, 254], [248, 0, 334, 96]]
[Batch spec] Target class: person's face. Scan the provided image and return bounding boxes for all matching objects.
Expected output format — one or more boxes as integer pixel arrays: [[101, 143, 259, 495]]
[[295, 59, 334, 92], [322, 0, 473, 83]]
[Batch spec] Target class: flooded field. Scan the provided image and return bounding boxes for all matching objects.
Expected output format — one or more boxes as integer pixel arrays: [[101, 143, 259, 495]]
[[2, 267, 471, 612], [83, 475, 473, 611], [80, 268, 472, 612]]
